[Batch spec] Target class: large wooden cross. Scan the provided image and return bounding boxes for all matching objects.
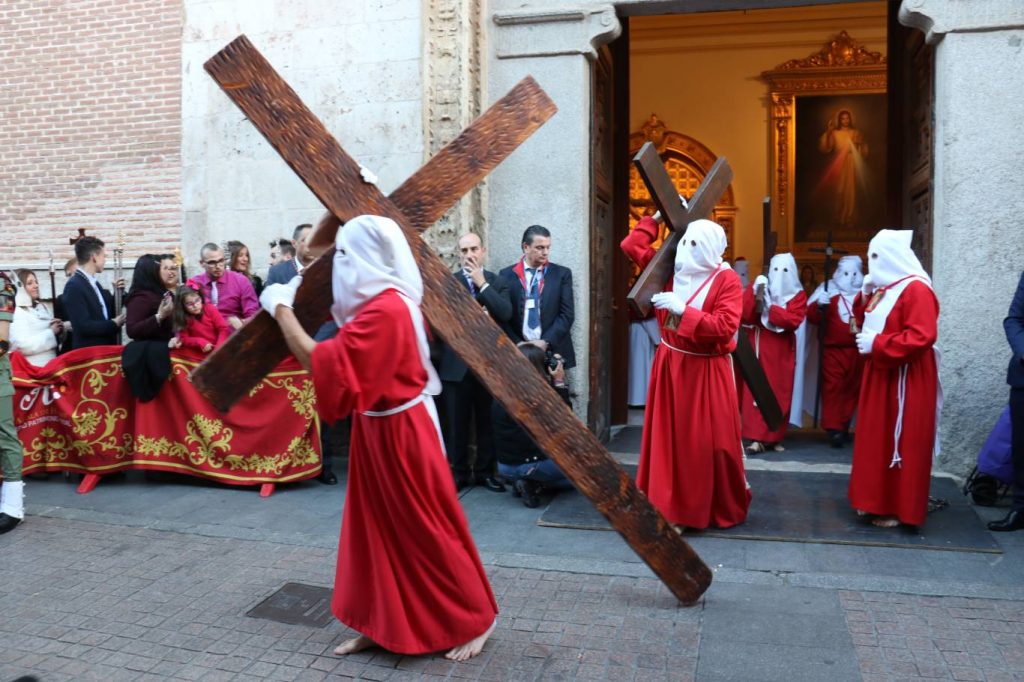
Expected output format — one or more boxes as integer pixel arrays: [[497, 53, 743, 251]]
[[190, 36, 712, 604], [627, 143, 783, 430]]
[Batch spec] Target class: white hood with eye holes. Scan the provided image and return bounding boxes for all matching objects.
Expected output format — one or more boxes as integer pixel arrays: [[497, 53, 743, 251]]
[[672, 219, 731, 309], [762, 253, 802, 332]]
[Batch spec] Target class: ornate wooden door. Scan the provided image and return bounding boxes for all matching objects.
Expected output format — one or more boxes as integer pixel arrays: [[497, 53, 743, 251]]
[[589, 43, 616, 442], [888, 6, 935, 269]]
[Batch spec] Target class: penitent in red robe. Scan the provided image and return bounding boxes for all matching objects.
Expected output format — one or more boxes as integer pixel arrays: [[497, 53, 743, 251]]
[[311, 289, 497, 654], [621, 218, 750, 529], [806, 296, 865, 432], [739, 285, 807, 443], [848, 281, 939, 526]]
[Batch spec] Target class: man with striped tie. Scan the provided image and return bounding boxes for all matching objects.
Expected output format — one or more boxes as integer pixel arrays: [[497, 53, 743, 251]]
[[498, 225, 577, 372]]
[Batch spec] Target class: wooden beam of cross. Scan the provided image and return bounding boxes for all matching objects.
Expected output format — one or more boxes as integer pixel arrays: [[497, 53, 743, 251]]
[[191, 36, 713, 604], [627, 144, 784, 431]]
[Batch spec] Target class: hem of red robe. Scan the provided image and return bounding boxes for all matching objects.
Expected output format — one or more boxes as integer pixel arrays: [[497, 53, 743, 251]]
[[332, 607, 497, 656]]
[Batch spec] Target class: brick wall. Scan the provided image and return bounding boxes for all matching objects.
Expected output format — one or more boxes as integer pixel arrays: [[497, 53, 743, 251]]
[[0, 0, 182, 279]]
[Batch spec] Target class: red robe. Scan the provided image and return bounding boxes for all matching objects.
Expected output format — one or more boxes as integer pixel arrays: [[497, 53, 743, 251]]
[[848, 281, 939, 526], [311, 289, 497, 654], [806, 296, 864, 431], [622, 219, 750, 529], [739, 286, 807, 443]]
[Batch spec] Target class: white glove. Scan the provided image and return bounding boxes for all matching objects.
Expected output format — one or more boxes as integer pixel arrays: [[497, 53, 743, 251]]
[[260, 276, 302, 317], [861, 274, 877, 297], [855, 330, 877, 355], [807, 283, 827, 306], [753, 275, 768, 290], [651, 292, 685, 317], [651, 195, 688, 224]]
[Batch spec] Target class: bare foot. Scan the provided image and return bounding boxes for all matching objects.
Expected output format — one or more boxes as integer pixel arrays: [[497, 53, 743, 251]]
[[672, 524, 687, 534], [746, 441, 766, 454], [445, 619, 496, 662], [855, 509, 868, 517], [772, 443, 785, 452], [871, 516, 899, 528], [333, 634, 376, 656]]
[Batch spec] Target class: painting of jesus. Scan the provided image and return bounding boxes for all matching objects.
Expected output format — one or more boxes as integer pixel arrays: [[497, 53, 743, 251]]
[[794, 94, 887, 244]]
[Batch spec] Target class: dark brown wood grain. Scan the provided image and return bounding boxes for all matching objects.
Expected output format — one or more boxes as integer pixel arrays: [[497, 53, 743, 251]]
[[193, 35, 713, 604], [627, 150, 733, 318], [194, 40, 557, 409]]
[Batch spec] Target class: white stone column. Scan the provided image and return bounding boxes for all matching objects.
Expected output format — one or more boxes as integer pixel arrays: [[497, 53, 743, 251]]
[[485, 4, 621, 422], [900, 1, 1024, 473]]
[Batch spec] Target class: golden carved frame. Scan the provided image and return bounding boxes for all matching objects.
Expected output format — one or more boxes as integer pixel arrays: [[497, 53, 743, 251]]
[[761, 31, 886, 270]]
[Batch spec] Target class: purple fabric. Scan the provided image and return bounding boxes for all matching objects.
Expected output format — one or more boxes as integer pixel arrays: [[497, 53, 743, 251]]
[[977, 405, 1014, 484], [191, 270, 259, 322]]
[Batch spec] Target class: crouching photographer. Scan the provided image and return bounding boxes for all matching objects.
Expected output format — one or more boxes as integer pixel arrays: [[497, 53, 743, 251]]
[[492, 342, 574, 508]]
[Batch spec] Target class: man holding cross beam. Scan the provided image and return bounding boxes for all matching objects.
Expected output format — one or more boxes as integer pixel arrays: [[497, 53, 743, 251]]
[[621, 212, 751, 531], [259, 215, 498, 661]]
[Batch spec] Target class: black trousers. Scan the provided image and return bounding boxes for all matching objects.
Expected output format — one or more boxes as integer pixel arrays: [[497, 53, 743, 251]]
[[1011, 387, 1024, 510], [442, 376, 496, 480]]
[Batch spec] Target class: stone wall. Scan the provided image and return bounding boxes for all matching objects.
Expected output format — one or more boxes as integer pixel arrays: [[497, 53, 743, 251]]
[[0, 0, 182, 295], [901, 0, 1024, 474], [181, 0, 424, 278]]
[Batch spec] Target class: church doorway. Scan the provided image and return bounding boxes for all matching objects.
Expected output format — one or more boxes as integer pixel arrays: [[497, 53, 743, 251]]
[[587, 0, 934, 436]]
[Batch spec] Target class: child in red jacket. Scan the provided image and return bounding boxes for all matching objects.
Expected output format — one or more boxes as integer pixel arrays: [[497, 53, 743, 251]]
[[169, 283, 230, 353]]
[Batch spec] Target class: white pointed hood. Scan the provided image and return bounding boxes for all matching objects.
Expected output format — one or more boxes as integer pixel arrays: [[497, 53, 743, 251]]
[[867, 229, 930, 288], [762, 253, 802, 330], [672, 219, 730, 309], [330, 215, 440, 395]]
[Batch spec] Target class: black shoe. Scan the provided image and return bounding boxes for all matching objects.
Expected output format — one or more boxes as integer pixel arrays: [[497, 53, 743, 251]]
[[827, 430, 845, 448], [514, 479, 541, 508], [475, 476, 506, 493], [0, 513, 22, 534], [988, 509, 1024, 532], [453, 476, 470, 492], [318, 470, 338, 485]]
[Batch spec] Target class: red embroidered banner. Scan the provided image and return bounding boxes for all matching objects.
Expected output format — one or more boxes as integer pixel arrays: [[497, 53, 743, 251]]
[[11, 346, 321, 485]]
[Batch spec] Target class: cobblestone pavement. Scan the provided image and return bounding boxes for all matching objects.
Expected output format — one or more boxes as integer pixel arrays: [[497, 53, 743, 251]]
[[4, 514, 1024, 681], [0, 517, 700, 682], [842, 590, 1024, 682]]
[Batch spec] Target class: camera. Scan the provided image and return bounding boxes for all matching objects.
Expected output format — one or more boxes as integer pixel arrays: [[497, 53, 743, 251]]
[[544, 349, 561, 371]]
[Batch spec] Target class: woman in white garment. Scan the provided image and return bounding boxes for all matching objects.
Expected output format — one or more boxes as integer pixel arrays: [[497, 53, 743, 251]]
[[10, 270, 65, 367]]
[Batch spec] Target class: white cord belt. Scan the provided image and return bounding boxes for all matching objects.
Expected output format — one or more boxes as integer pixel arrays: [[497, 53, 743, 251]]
[[362, 394, 425, 417], [661, 339, 724, 357], [890, 365, 909, 469]]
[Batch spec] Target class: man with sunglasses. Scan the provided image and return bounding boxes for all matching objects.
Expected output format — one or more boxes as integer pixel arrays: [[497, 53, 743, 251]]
[[192, 243, 259, 330]]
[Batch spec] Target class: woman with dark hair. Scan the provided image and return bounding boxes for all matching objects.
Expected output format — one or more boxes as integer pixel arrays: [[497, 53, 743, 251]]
[[10, 269, 64, 366], [228, 240, 264, 297], [125, 254, 176, 342], [491, 342, 573, 507]]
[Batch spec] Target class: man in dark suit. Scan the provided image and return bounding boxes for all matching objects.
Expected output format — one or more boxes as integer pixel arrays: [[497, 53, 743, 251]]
[[990, 270, 1024, 531], [439, 233, 512, 491], [63, 236, 125, 349], [53, 257, 77, 354], [266, 223, 313, 285], [498, 224, 576, 369]]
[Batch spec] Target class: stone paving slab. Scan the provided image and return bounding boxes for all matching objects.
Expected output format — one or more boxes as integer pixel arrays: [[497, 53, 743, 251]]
[[841, 590, 1024, 681], [0, 516, 701, 682]]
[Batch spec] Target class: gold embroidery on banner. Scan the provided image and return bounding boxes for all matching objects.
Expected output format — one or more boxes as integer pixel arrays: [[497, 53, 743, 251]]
[[23, 360, 133, 467], [135, 414, 319, 476]]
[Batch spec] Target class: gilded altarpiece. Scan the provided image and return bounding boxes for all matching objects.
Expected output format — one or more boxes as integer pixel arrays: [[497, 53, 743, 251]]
[[627, 115, 736, 269], [761, 32, 887, 280]]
